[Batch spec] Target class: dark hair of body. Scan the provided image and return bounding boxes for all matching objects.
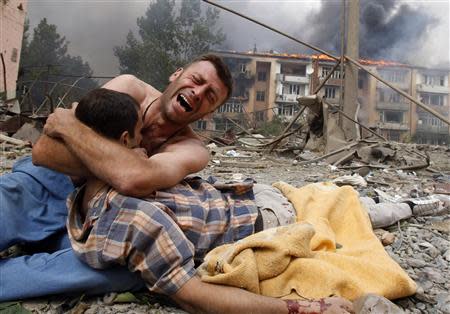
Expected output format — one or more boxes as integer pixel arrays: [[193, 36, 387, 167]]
[[190, 54, 233, 101], [75, 88, 140, 140]]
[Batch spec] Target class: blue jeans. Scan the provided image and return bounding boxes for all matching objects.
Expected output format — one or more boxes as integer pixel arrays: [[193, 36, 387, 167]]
[[0, 157, 144, 301]]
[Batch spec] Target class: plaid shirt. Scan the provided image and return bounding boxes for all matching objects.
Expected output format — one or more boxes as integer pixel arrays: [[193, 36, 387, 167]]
[[67, 176, 258, 295]]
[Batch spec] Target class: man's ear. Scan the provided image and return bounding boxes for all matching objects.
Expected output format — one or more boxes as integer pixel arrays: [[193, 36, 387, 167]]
[[169, 67, 184, 82], [119, 131, 130, 147]]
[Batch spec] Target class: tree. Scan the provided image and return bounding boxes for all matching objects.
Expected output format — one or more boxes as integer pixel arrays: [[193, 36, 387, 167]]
[[114, 0, 225, 91], [19, 18, 97, 113]]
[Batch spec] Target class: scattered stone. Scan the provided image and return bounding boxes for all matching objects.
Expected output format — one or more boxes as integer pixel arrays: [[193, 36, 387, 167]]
[[381, 231, 395, 246], [353, 294, 404, 314]]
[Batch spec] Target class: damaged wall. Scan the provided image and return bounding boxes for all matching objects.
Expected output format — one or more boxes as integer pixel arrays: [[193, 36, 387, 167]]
[[0, 0, 28, 100]]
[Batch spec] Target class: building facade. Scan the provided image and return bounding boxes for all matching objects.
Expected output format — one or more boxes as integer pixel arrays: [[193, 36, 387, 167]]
[[205, 50, 450, 146], [0, 0, 28, 100]]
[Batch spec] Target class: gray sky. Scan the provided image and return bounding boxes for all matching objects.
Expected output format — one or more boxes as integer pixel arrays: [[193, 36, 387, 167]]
[[26, 0, 449, 75]]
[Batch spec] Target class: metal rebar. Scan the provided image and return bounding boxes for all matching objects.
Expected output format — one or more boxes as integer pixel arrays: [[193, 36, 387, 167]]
[[345, 55, 450, 126], [224, 116, 265, 144], [202, 0, 339, 61], [55, 76, 86, 109]]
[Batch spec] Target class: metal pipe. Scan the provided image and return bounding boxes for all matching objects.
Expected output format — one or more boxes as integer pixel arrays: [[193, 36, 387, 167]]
[[202, 0, 339, 61]]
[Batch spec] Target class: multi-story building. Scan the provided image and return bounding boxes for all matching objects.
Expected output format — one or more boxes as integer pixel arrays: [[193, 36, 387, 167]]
[[0, 0, 28, 100], [206, 50, 450, 145], [412, 68, 450, 145]]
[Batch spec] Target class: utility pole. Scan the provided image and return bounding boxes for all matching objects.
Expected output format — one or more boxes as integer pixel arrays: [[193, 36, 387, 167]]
[[342, 0, 359, 140]]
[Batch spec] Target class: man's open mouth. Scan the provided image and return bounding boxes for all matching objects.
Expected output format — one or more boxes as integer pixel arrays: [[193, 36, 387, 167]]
[[177, 94, 193, 112]]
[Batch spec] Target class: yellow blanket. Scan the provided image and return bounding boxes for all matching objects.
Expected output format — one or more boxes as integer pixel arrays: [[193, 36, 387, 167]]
[[198, 182, 416, 301]]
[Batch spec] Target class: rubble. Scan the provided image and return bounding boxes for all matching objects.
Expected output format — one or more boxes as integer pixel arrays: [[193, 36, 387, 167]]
[[2, 128, 450, 313]]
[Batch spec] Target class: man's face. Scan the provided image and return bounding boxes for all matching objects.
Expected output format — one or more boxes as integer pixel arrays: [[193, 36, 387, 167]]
[[160, 61, 228, 125]]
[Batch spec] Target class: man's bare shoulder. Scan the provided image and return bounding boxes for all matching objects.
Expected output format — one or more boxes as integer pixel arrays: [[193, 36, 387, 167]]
[[103, 75, 160, 106]]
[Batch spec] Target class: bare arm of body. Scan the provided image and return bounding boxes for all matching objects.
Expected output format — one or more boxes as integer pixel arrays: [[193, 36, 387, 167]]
[[40, 108, 209, 197], [172, 277, 354, 314], [32, 74, 159, 179]]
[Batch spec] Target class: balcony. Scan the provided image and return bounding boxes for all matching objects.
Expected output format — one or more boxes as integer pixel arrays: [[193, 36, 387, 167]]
[[416, 124, 449, 135], [416, 83, 449, 94], [276, 93, 300, 103], [276, 73, 309, 84], [376, 102, 410, 111], [377, 122, 410, 131]]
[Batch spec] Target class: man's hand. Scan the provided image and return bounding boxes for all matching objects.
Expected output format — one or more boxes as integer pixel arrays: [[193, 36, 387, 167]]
[[43, 107, 78, 139]]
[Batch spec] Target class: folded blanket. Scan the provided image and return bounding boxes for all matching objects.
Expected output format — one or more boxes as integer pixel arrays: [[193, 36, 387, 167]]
[[198, 182, 416, 301]]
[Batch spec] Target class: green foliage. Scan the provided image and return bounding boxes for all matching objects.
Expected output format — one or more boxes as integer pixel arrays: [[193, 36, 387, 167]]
[[19, 18, 97, 112], [114, 0, 225, 91], [258, 115, 285, 136]]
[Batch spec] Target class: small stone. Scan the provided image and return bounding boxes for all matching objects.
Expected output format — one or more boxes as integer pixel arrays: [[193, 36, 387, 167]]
[[381, 232, 395, 246], [444, 249, 450, 262], [436, 293, 450, 314], [407, 258, 427, 268], [353, 294, 404, 314]]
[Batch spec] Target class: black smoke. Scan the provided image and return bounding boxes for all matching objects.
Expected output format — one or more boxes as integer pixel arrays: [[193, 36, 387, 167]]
[[292, 0, 439, 62]]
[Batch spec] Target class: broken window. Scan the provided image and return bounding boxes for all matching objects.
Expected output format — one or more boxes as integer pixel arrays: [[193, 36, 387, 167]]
[[256, 91, 266, 102], [239, 63, 247, 73], [324, 87, 336, 99], [257, 71, 267, 81], [382, 110, 403, 123], [388, 130, 401, 142], [280, 64, 306, 76]]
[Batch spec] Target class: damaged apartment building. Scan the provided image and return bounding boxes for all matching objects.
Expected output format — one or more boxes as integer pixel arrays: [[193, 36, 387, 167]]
[[0, 0, 27, 102], [196, 50, 450, 146]]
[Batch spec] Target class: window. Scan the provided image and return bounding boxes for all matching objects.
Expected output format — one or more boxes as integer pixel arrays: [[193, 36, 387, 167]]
[[277, 104, 296, 116], [382, 110, 403, 123], [217, 101, 243, 113], [280, 64, 306, 76], [196, 120, 207, 130], [257, 71, 267, 81], [379, 70, 406, 83], [423, 74, 446, 86], [321, 66, 343, 79], [324, 87, 336, 99], [239, 63, 247, 73], [11, 48, 18, 63], [420, 93, 445, 107], [282, 84, 305, 96], [379, 90, 385, 102], [256, 91, 266, 102], [255, 111, 265, 121], [358, 78, 364, 89]]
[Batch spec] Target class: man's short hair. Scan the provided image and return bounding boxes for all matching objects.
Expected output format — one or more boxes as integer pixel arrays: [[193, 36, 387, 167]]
[[190, 54, 233, 103], [75, 88, 140, 140]]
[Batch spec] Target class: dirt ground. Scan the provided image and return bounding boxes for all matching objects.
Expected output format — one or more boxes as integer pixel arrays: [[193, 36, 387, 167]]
[[1, 142, 449, 314]]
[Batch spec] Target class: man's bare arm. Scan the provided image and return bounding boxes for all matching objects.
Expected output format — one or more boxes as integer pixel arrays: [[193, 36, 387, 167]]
[[43, 110, 208, 197], [172, 277, 354, 314], [32, 134, 90, 177], [32, 74, 155, 176]]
